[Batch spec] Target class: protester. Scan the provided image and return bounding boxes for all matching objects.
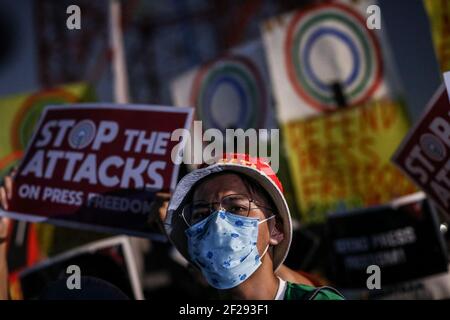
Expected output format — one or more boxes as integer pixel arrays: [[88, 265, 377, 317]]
[[155, 189, 317, 286], [164, 153, 344, 300], [0, 155, 339, 299]]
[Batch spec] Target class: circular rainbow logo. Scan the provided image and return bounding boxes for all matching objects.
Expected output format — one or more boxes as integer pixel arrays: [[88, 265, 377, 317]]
[[284, 3, 383, 112], [190, 56, 268, 131], [0, 88, 78, 177], [11, 88, 78, 150]]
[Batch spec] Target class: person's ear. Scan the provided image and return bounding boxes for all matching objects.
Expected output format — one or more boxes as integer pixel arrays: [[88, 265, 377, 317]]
[[269, 224, 284, 245]]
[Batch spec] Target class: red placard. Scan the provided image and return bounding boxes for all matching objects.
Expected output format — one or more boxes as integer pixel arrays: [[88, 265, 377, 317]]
[[392, 77, 450, 214], [0, 104, 193, 238]]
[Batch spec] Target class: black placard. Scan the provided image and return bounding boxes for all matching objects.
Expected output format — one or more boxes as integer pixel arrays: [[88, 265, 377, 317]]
[[326, 193, 448, 288]]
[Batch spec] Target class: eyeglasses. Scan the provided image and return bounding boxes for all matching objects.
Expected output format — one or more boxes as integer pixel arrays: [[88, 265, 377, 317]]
[[181, 193, 274, 227]]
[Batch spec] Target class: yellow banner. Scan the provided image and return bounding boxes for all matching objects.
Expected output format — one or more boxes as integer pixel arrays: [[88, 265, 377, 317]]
[[284, 100, 417, 224], [0, 83, 95, 178], [424, 0, 450, 72]]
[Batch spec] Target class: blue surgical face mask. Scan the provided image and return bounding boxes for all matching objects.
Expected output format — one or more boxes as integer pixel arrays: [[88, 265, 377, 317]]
[[185, 209, 274, 289]]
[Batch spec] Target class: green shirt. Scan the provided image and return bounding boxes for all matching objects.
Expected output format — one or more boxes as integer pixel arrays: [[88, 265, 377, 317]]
[[284, 282, 345, 300]]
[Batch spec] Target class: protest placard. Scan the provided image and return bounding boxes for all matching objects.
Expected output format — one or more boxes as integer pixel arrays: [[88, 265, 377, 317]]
[[342, 267, 450, 300], [262, 0, 391, 121], [18, 236, 143, 300], [0, 104, 193, 238], [284, 99, 416, 224], [392, 73, 450, 214], [424, 0, 450, 72], [326, 193, 448, 289]]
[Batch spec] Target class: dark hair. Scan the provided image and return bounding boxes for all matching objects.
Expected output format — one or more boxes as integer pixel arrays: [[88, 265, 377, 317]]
[[238, 174, 276, 211]]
